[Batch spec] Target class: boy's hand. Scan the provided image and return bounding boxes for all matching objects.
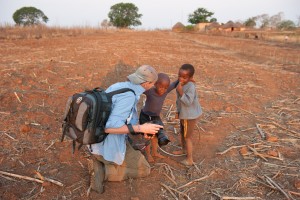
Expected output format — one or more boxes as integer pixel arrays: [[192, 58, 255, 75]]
[[176, 81, 183, 96]]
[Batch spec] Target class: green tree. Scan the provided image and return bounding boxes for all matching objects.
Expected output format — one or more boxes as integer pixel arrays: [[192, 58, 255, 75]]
[[108, 3, 142, 28], [277, 20, 296, 30], [210, 18, 217, 22], [13, 6, 48, 26], [244, 18, 256, 28], [188, 8, 215, 24]]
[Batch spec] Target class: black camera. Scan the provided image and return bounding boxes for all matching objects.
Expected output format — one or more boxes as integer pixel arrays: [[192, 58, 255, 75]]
[[142, 120, 170, 147]]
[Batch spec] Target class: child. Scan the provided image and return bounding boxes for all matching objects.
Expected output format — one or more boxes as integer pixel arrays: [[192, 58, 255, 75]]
[[173, 64, 202, 166], [139, 73, 178, 162]]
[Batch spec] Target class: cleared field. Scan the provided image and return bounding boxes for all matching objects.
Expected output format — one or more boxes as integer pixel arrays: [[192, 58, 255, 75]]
[[0, 29, 299, 200]]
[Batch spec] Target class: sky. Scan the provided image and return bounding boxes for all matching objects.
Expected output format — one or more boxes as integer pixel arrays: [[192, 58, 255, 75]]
[[0, 0, 299, 29]]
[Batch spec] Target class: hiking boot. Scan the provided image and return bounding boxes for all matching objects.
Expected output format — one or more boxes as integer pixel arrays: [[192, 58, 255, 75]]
[[88, 158, 105, 193]]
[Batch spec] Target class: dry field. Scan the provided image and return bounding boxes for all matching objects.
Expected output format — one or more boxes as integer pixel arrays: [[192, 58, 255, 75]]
[[0, 28, 300, 200]]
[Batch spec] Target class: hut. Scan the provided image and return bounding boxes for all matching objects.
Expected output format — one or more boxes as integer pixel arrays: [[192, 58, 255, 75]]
[[206, 22, 221, 31], [195, 22, 211, 31], [172, 22, 185, 32], [221, 21, 245, 32]]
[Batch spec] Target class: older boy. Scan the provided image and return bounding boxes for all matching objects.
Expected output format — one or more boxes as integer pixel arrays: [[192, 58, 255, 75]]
[[140, 73, 178, 162]]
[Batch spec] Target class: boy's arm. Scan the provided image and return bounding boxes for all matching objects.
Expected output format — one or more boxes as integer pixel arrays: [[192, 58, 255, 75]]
[[166, 80, 179, 93]]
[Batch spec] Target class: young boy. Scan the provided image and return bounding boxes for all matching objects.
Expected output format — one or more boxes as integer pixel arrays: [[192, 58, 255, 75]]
[[173, 64, 202, 166], [139, 73, 178, 162]]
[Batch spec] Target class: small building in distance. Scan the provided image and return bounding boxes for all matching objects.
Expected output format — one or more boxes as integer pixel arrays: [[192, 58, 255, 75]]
[[205, 22, 221, 31], [195, 21, 245, 32], [194, 22, 211, 31], [172, 22, 185, 32], [221, 21, 245, 32]]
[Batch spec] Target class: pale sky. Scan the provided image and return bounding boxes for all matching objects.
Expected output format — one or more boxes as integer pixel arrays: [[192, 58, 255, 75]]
[[0, 0, 299, 29]]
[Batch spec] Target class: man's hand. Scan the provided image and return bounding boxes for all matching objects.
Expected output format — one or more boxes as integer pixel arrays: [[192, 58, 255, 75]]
[[140, 123, 163, 134]]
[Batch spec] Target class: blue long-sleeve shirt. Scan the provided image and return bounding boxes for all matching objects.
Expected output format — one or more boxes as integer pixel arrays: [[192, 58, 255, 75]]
[[90, 81, 145, 165]]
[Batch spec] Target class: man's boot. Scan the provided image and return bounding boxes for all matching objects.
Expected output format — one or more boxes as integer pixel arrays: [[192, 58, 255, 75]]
[[88, 158, 105, 193]]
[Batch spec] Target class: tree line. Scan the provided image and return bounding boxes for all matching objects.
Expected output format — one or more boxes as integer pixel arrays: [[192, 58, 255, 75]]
[[12, 3, 299, 30]]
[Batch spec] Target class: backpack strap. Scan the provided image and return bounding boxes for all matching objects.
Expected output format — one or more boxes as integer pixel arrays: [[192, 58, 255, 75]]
[[106, 88, 135, 97]]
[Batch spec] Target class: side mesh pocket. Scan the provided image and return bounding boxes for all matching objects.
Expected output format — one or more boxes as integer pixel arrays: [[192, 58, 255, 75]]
[[62, 96, 73, 120], [75, 102, 89, 131]]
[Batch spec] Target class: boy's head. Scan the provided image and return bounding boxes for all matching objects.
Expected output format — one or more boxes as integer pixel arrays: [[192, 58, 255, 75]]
[[154, 73, 170, 96], [178, 64, 194, 85]]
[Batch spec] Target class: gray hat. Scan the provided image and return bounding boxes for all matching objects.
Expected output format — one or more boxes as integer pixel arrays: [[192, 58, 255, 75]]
[[127, 65, 158, 85]]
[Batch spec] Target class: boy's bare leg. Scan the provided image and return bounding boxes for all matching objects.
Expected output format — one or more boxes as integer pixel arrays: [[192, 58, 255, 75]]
[[181, 119, 197, 166], [151, 137, 165, 158], [145, 144, 154, 163], [172, 120, 186, 155]]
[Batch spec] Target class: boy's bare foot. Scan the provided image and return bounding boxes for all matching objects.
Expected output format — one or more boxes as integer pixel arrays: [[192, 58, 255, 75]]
[[147, 155, 154, 163], [180, 159, 194, 166], [172, 150, 186, 155], [153, 153, 165, 159]]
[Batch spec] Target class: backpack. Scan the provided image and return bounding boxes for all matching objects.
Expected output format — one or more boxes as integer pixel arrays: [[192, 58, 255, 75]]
[[61, 87, 135, 153]]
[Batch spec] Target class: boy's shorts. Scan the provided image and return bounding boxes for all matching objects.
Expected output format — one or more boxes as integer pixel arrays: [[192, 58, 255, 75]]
[[139, 110, 163, 126]]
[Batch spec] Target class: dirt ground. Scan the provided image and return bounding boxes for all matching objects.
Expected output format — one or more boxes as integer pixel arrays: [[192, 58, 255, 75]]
[[0, 30, 299, 200]]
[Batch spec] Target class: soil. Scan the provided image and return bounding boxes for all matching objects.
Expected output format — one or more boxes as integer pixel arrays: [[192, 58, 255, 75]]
[[0, 30, 299, 200]]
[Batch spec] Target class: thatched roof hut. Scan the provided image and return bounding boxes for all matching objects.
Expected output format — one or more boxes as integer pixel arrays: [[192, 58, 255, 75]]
[[221, 21, 245, 31], [206, 22, 221, 31], [172, 22, 185, 32]]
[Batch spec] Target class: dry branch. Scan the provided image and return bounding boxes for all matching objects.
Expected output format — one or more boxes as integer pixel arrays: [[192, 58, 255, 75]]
[[289, 191, 300, 197], [221, 197, 259, 200], [14, 92, 22, 103], [249, 146, 284, 161], [0, 111, 10, 115], [160, 183, 178, 200], [216, 145, 246, 155], [0, 171, 43, 184], [248, 146, 268, 161], [0, 171, 64, 187], [217, 143, 262, 155], [177, 170, 215, 190], [3, 132, 17, 140], [161, 183, 192, 200], [45, 140, 55, 151], [264, 175, 294, 200], [66, 77, 84, 80], [165, 104, 173, 119], [256, 124, 266, 140], [229, 103, 257, 116], [158, 146, 186, 157], [163, 173, 177, 185], [257, 119, 299, 136]]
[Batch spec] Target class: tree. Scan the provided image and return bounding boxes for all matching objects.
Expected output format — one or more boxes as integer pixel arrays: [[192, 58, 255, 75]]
[[188, 8, 215, 24], [259, 14, 270, 28], [277, 20, 296, 30], [269, 12, 284, 28], [13, 7, 48, 26], [108, 3, 142, 28], [210, 18, 217, 22], [244, 18, 256, 28]]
